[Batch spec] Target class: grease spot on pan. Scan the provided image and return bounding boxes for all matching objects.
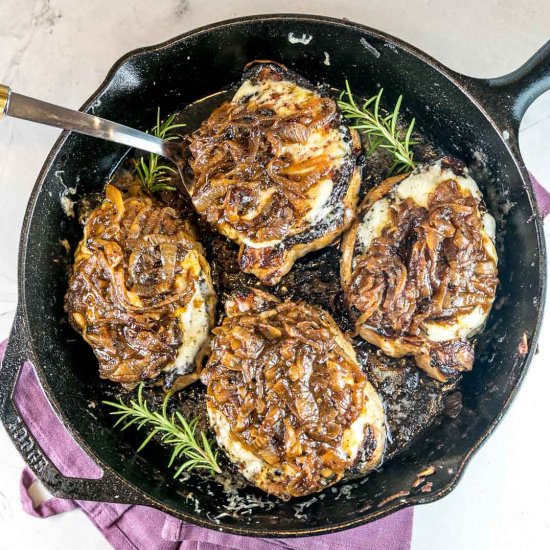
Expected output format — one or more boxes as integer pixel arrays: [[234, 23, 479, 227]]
[[288, 32, 312, 45], [360, 37, 381, 58]]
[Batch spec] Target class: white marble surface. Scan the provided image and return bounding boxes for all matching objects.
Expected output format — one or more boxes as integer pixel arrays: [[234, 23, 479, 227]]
[[1, 1, 549, 549]]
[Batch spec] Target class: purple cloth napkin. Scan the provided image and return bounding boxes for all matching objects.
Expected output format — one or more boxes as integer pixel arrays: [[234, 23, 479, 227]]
[[531, 174, 550, 217], [0, 340, 413, 550]]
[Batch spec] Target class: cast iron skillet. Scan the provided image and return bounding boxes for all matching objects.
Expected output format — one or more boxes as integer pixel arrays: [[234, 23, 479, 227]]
[[0, 14, 548, 537]]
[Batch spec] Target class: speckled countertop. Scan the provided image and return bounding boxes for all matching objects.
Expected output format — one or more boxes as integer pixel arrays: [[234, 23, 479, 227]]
[[1, 1, 550, 549]]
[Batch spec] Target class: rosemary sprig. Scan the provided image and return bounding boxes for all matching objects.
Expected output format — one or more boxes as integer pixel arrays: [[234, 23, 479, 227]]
[[103, 384, 221, 477], [134, 108, 186, 193], [338, 81, 416, 174]]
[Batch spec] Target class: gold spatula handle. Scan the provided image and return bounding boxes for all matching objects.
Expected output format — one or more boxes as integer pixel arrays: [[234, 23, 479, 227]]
[[0, 84, 11, 118]]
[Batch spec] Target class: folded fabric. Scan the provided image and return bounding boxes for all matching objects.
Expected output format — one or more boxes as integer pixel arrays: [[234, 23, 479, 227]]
[[0, 340, 413, 550], [531, 173, 550, 217]]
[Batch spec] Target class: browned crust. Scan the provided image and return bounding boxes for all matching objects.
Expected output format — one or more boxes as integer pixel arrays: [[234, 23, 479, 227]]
[[360, 173, 408, 211], [357, 326, 451, 382]]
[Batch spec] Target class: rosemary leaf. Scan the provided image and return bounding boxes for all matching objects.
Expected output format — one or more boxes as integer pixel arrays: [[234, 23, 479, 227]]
[[136, 427, 159, 452], [134, 108, 185, 193], [103, 384, 221, 476], [338, 81, 416, 175]]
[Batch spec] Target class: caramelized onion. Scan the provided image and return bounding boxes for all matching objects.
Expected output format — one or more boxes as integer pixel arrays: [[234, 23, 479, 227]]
[[345, 176, 498, 380], [65, 185, 209, 386], [203, 300, 366, 496], [188, 93, 338, 244]]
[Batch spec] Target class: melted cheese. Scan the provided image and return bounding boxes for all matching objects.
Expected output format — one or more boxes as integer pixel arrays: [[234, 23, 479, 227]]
[[395, 160, 482, 206], [341, 383, 384, 461], [208, 407, 265, 481], [241, 236, 282, 249], [481, 213, 498, 264], [164, 250, 212, 375], [305, 178, 333, 222], [232, 77, 351, 245], [233, 79, 316, 115], [482, 212, 496, 242], [283, 127, 350, 163], [356, 198, 391, 252], [356, 161, 498, 343], [208, 381, 380, 492], [424, 306, 488, 342]]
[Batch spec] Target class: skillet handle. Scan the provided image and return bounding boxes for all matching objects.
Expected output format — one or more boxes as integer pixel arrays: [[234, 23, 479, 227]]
[[0, 308, 145, 505], [455, 39, 550, 141]]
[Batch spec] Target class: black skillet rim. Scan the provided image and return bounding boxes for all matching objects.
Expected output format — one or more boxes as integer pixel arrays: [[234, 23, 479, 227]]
[[15, 13, 547, 537]]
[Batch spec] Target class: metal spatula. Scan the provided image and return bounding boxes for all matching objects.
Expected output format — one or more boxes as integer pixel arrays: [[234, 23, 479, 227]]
[[0, 84, 191, 195]]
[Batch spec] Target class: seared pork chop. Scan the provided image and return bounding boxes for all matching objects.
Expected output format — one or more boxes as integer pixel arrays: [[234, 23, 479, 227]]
[[201, 288, 385, 499], [188, 61, 361, 285], [341, 158, 498, 382]]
